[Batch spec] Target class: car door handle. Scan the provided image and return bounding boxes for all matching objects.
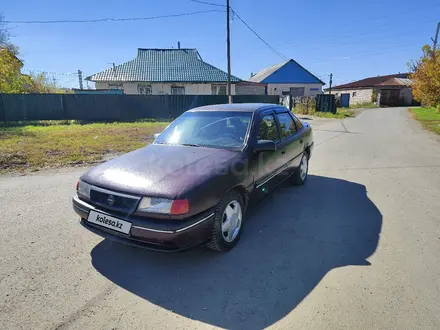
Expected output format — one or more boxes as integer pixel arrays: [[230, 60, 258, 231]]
[[281, 150, 286, 155]]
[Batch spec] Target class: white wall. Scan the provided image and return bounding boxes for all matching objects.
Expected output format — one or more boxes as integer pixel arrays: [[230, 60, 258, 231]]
[[267, 83, 323, 97], [95, 82, 236, 95], [331, 88, 373, 105]]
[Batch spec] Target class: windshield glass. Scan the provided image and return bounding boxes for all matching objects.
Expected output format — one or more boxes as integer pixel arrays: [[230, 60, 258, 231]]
[[155, 111, 252, 150]]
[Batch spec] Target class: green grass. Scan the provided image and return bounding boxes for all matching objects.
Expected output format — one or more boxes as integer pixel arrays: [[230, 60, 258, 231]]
[[346, 102, 377, 109], [313, 108, 355, 119], [409, 107, 440, 135], [0, 121, 169, 172]]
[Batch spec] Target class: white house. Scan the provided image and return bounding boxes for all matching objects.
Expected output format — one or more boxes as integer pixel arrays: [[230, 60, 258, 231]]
[[248, 59, 325, 97], [86, 48, 242, 95], [327, 73, 414, 106]]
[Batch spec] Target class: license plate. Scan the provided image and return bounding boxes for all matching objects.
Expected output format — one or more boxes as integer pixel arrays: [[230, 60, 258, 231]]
[[87, 210, 132, 234]]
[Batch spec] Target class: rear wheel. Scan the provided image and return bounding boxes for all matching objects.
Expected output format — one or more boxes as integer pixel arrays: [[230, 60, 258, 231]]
[[291, 152, 308, 185], [207, 190, 244, 252]]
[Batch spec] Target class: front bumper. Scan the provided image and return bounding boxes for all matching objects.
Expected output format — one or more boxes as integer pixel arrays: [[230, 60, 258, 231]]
[[72, 196, 215, 251]]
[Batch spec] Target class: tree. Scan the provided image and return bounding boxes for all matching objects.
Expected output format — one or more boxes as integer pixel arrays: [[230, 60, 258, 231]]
[[409, 45, 440, 109], [0, 13, 9, 47], [0, 47, 32, 93]]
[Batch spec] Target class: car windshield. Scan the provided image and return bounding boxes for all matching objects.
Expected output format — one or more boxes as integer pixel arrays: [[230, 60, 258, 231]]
[[155, 111, 252, 150]]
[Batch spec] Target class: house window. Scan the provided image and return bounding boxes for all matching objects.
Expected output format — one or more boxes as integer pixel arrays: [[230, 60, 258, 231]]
[[108, 83, 123, 90], [212, 84, 227, 95], [171, 86, 185, 95], [352, 92, 357, 97], [137, 84, 152, 95]]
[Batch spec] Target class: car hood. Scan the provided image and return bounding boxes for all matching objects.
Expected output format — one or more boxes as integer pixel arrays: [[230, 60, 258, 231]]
[[81, 144, 239, 198]]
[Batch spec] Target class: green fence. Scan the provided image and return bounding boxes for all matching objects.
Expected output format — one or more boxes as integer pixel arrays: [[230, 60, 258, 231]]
[[0, 94, 280, 122]]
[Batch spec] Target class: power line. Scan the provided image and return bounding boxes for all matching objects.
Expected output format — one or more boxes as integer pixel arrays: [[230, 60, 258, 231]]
[[188, 0, 225, 7], [230, 9, 287, 60], [4, 10, 222, 24]]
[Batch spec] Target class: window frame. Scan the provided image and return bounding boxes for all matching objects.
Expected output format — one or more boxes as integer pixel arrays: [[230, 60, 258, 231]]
[[171, 86, 185, 95], [137, 84, 152, 95], [257, 113, 281, 143], [108, 83, 123, 90], [274, 111, 298, 140]]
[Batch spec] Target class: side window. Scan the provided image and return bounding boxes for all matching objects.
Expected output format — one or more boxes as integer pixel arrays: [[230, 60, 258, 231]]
[[258, 115, 280, 143], [291, 113, 304, 130], [276, 113, 297, 139]]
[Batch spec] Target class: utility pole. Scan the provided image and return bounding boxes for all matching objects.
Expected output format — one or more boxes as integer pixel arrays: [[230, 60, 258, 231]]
[[431, 22, 440, 59], [328, 73, 333, 95], [78, 70, 83, 90], [226, 0, 232, 104]]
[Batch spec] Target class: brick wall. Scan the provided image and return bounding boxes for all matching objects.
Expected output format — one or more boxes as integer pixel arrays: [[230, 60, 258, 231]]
[[330, 88, 373, 105]]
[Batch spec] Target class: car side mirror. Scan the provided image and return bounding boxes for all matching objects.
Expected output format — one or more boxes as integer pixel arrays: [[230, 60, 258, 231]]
[[153, 133, 161, 139], [254, 140, 277, 153]]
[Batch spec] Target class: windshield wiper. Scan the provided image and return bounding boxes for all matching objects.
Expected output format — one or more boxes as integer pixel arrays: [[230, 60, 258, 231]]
[[180, 143, 201, 147]]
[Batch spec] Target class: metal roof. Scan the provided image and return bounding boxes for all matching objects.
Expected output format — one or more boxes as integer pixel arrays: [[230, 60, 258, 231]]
[[249, 60, 289, 83], [86, 48, 241, 83], [330, 73, 410, 90], [248, 59, 325, 85], [378, 78, 413, 87], [190, 103, 278, 112]]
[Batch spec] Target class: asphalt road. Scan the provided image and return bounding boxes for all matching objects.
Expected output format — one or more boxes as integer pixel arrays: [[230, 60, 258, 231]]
[[1, 107, 440, 329]]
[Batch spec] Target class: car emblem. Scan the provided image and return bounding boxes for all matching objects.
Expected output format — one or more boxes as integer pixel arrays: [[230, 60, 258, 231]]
[[107, 195, 116, 206]]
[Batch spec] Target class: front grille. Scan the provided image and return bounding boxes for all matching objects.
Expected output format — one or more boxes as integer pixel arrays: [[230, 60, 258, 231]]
[[90, 188, 139, 214]]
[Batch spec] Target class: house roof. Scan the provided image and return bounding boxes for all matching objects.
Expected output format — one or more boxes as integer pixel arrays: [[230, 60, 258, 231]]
[[377, 77, 413, 87], [86, 48, 241, 83], [248, 59, 325, 85], [330, 73, 410, 90]]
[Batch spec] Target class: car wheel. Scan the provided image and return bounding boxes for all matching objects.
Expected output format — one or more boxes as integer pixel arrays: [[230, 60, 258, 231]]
[[207, 190, 244, 252], [291, 152, 309, 185]]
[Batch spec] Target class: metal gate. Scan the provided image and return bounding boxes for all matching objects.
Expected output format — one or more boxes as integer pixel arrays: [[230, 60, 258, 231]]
[[316, 94, 336, 113]]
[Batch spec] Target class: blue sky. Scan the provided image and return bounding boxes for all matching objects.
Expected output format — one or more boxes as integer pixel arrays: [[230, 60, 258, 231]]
[[2, 0, 439, 88]]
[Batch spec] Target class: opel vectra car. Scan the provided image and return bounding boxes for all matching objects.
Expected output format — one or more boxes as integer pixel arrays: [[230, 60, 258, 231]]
[[72, 104, 313, 252]]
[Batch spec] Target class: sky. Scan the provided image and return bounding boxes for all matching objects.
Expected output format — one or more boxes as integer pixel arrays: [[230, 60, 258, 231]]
[[2, 0, 439, 89]]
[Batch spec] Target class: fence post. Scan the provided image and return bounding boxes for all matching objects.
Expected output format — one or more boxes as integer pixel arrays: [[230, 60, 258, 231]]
[[21, 94, 27, 121], [0, 94, 5, 123]]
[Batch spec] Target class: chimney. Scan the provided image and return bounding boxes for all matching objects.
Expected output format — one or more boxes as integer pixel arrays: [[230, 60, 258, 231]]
[[178, 41, 181, 49]]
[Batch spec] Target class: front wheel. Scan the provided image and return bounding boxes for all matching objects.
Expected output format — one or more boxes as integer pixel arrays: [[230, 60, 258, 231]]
[[206, 190, 244, 252], [291, 152, 308, 185]]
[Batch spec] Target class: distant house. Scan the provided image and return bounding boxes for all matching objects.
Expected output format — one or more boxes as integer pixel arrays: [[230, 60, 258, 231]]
[[86, 48, 243, 95], [248, 59, 325, 97], [328, 73, 415, 106]]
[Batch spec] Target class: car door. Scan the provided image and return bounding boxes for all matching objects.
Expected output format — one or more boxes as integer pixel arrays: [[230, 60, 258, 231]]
[[274, 110, 304, 169], [253, 111, 286, 190]]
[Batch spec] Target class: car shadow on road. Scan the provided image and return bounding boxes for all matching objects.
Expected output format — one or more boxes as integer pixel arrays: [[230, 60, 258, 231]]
[[90, 175, 382, 329]]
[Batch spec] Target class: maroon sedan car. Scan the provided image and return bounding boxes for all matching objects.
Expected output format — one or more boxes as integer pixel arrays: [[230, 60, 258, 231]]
[[72, 103, 313, 252]]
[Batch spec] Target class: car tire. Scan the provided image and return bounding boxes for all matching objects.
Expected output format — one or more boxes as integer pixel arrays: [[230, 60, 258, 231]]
[[291, 152, 309, 185], [206, 190, 244, 252]]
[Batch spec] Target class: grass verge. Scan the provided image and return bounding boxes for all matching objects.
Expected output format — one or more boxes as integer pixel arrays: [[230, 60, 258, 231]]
[[409, 107, 440, 135], [0, 121, 169, 173], [312, 108, 355, 119]]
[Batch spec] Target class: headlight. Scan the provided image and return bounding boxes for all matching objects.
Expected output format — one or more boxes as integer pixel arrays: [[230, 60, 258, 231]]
[[77, 180, 91, 199], [137, 197, 189, 215]]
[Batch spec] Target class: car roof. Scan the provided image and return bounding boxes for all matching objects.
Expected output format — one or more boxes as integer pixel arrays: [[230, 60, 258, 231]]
[[189, 103, 282, 113]]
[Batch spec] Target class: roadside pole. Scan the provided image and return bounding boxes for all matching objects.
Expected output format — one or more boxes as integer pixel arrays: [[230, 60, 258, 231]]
[[226, 0, 232, 104], [78, 70, 83, 90], [431, 22, 439, 59], [328, 73, 333, 95]]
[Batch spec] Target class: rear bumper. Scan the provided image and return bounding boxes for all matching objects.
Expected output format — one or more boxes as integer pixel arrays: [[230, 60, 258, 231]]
[[73, 196, 215, 252]]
